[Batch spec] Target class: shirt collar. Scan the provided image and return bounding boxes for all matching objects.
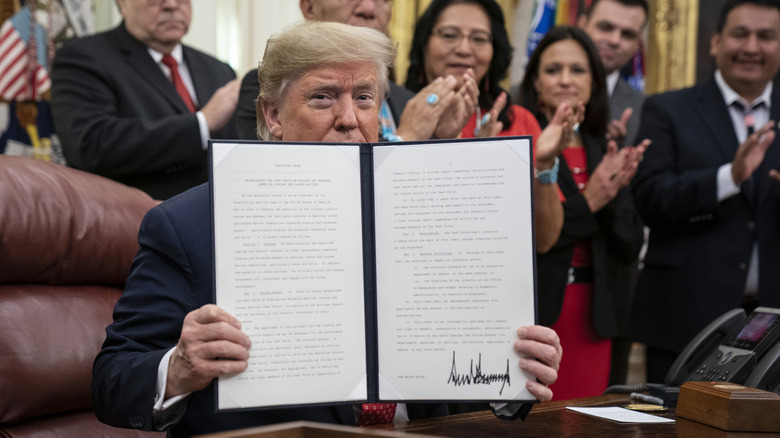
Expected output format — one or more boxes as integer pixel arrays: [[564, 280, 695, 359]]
[[606, 71, 619, 97], [715, 69, 772, 109], [147, 44, 184, 66]]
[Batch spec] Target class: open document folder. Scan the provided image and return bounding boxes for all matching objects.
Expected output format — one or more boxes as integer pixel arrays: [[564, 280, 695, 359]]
[[210, 137, 538, 411]]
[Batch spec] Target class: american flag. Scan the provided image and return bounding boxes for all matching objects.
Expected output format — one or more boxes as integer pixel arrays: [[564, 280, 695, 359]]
[[0, 5, 50, 101]]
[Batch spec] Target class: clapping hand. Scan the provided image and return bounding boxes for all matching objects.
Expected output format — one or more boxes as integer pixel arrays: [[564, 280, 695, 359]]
[[433, 69, 479, 139], [606, 107, 633, 144], [582, 138, 650, 213], [732, 120, 775, 186], [473, 91, 507, 138], [535, 101, 583, 169], [395, 75, 462, 141]]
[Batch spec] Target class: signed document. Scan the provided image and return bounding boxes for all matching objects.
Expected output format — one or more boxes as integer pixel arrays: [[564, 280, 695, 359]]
[[210, 138, 537, 411]]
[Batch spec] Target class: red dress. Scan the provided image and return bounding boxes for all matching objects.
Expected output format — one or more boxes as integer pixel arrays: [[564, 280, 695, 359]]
[[549, 146, 612, 401]]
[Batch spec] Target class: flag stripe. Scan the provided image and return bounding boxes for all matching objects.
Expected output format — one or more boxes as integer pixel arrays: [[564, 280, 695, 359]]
[[0, 51, 26, 89], [1, 7, 52, 100], [1, 71, 26, 99]]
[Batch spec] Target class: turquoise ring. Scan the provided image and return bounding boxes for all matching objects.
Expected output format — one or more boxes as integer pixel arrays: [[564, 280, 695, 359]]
[[426, 94, 439, 106]]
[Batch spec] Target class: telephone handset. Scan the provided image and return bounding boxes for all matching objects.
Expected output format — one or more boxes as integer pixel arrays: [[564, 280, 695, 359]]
[[745, 341, 780, 394], [665, 307, 780, 391], [665, 308, 746, 386]]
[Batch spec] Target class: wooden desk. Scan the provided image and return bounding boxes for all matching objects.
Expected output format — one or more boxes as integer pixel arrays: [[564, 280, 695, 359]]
[[198, 394, 780, 437], [381, 394, 775, 437]]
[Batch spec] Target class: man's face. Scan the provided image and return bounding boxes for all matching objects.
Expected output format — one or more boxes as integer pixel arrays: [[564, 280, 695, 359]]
[[117, 0, 191, 52], [301, 0, 392, 34], [711, 3, 780, 95], [263, 63, 381, 143], [579, 0, 645, 74]]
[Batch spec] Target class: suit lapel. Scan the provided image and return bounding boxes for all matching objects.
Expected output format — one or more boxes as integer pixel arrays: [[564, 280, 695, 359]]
[[114, 23, 190, 113], [694, 79, 740, 163], [557, 150, 578, 199], [556, 134, 605, 198], [183, 45, 210, 110], [610, 81, 629, 121], [386, 83, 407, 121], [583, 132, 605, 170]]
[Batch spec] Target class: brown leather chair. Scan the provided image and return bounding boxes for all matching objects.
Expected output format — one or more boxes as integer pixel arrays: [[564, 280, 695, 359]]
[[0, 156, 164, 437]]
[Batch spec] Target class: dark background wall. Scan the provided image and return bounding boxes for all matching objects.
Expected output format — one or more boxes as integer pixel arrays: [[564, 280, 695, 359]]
[[696, 0, 729, 84]]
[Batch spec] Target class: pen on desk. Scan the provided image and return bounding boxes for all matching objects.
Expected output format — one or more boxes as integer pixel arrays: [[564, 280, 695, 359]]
[[630, 392, 664, 405]]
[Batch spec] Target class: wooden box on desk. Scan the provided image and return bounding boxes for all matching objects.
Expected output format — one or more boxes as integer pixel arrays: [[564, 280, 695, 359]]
[[677, 381, 780, 432]]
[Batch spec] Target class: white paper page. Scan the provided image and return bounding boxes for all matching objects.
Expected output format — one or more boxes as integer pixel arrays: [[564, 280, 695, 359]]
[[373, 138, 536, 401], [212, 142, 367, 409], [566, 407, 675, 424]]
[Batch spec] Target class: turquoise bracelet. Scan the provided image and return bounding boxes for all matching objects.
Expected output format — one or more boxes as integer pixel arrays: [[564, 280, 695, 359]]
[[535, 156, 559, 185]]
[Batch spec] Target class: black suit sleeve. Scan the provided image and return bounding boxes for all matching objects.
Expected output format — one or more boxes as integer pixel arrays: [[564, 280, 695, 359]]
[[92, 203, 201, 431], [554, 149, 643, 262], [237, 69, 260, 140], [631, 95, 722, 229]]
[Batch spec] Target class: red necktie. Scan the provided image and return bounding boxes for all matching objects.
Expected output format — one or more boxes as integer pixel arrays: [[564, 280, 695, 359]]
[[357, 403, 397, 426], [745, 112, 755, 136], [161, 54, 196, 113]]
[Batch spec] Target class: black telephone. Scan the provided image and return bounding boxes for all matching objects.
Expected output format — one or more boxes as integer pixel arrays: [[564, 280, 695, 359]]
[[665, 307, 780, 395]]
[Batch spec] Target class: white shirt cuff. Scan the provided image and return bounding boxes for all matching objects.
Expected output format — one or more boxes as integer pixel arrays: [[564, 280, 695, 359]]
[[154, 347, 191, 412], [717, 163, 741, 202], [196, 111, 210, 151]]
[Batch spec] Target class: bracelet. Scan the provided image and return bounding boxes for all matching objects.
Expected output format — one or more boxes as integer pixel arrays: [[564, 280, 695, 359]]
[[383, 133, 404, 142], [535, 157, 559, 185]]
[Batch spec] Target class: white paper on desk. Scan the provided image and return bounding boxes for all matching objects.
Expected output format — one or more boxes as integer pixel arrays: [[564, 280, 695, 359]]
[[566, 407, 675, 423]]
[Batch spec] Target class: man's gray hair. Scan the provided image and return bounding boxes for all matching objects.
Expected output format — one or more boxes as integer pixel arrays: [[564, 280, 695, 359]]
[[255, 21, 396, 140]]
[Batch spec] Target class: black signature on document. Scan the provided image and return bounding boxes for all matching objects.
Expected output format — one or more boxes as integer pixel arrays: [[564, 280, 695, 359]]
[[447, 351, 510, 395]]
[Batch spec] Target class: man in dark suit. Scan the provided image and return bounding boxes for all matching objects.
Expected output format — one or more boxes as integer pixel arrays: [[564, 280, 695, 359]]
[[578, 0, 648, 386], [632, 0, 780, 383], [236, 0, 476, 142], [51, 0, 240, 200], [579, 0, 647, 146], [92, 21, 562, 437]]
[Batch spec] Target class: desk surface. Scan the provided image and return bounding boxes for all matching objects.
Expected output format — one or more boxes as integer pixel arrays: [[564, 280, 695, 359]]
[[198, 394, 779, 437], [374, 394, 774, 438]]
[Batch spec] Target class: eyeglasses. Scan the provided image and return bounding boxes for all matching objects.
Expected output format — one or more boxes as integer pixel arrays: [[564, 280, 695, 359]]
[[432, 27, 492, 49]]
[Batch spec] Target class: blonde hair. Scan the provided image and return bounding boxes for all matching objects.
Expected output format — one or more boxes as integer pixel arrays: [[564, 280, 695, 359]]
[[255, 21, 396, 140]]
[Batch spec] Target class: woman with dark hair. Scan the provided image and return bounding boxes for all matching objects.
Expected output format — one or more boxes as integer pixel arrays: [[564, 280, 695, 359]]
[[406, 0, 584, 253], [518, 26, 649, 400], [406, 0, 537, 138]]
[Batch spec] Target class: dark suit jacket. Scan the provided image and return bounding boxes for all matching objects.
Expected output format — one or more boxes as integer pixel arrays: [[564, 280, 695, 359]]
[[51, 23, 238, 200], [236, 68, 414, 140], [91, 184, 448, 437], [536, 131, 644, 339], [631, 76, 780, 353]]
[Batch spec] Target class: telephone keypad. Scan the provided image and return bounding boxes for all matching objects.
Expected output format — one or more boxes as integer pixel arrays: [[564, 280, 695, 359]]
[[690, 346, 755, 383]]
